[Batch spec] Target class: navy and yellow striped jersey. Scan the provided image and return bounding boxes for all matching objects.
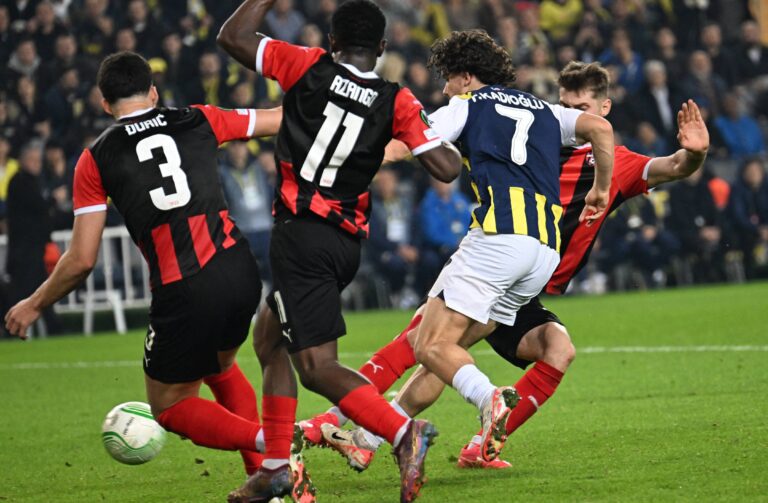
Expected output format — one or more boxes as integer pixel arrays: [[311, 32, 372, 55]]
[[428, 85, 583, 251]]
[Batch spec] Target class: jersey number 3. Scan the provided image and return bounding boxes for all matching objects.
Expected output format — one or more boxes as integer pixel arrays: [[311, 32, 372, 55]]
[[495, 104, 534, 165], [300, 102, 364, 188], [137, 134, 192, 211]]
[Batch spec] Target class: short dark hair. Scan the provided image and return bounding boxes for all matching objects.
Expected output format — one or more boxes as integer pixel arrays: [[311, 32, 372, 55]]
[[428, 30, 516, 86], [330, 0, 385, 51], [97, 51, 152, 104], [558, 61, 610, 98]]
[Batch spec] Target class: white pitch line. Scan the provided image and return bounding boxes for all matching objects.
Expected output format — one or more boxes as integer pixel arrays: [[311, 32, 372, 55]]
[[0, 345, 767, 371]]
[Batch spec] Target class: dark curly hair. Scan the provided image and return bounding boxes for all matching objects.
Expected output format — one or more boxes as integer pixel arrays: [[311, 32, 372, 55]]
[[427, 30, 516, 86], [558, 61, 610, 98], [331, 0, 386, 51]]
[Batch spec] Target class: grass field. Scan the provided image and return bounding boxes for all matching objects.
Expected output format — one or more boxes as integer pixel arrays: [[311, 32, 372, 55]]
[[1, 282, 767, 502]]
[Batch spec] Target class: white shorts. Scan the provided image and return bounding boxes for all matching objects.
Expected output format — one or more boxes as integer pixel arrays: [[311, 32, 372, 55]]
[[428, 229, 560, 326]]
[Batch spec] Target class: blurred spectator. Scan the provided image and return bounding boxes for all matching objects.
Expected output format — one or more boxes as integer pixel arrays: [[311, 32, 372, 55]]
[[71, 85, 112, 146], [309, 0, 335, 46], [368, 167, 419, 302], [183, 51, 230, 106], [42, 140, 72, 230], [518, 3, 551, 58], [444, 0, 479, 32], [496, 16, 525, 66], [625, 121, 670, 157], [0, 137, 19, 223], [298, 23, 323, 48], [418, 177, 470, 291], [265, 0, 306, 44], [599, 29, 644, 94], [6, 141, 60, 333], [6, 38, 40, 92], [736, 19, 768, 83], [573, 10, 605, 63], [122, 0, 162, 57], [632, 60, 684, 147], [666, 168, 725, 283], [409, 0, 450, 48], [0, 98, 24, 151], [114, 26, 138, 53], [607, 0, 648, 50], [0, 6, 13, 66], [37, 32, 97, 94], [28, 1, 67, 60], [5, 0, 41, 27], [523, 45, 560, 104], [149, 57, 184, 108], [219, 141, 275, 282], [539, 0, 583, 45], [600, 196, 679, 288], [682, 50, 727, 117], [649, 27, 686, 83], [160, 30, 197, 86], [728, 158, 768, 278], [700, 22, 740, 86], [387, 19, 428, 63], [10, 75, 47, 144], [75, 0, 114, 58], [405, 61, 443, 110], [43, 66, 81, 138], [713, 92, 766, 158]]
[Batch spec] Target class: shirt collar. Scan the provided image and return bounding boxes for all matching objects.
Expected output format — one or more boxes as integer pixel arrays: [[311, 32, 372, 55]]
[[117, 107, 156, 121]]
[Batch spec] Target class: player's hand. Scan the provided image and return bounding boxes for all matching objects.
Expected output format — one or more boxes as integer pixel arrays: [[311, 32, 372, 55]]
[[5, 298, 42, 340], [677, 100, 709, 155], [579, 187, 610, 227]]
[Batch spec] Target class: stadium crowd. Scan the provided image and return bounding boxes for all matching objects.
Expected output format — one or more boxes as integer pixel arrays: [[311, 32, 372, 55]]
[[1, 0, 767, 309]]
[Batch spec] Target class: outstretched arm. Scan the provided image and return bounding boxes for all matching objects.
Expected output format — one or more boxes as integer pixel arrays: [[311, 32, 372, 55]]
[[646, 100, 709, 188], [217, 0, 276, 70], [415, 141, 462, 183], [5, 212, 106, 339]]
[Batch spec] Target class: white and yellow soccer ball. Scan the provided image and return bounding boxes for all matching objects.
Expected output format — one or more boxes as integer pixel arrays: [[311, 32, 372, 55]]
[[101, 401, 166, 465]]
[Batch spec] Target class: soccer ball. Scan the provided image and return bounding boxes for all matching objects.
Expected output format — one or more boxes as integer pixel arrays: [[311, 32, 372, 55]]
[[101, 401, 166, 465]]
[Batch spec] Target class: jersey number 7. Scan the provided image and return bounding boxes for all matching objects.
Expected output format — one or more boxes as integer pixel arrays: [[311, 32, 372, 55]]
[[495, 104, 534, 165], [300, 102, 364, 188]]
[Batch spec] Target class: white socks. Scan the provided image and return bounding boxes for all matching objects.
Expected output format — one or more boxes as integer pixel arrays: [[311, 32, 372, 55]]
[[255, 428, 265, 453], [327, 406, 348, 426], [361, 399, 409, 449], [393, 419, 411, 448], [452, 364, 496, 411], [262, 458, 289, 470]]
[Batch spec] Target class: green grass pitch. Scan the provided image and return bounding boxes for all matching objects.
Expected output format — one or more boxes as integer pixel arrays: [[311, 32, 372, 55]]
[[1, 282, 767, 502]]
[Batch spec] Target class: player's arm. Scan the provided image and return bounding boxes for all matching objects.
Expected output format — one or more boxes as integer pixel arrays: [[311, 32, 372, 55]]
[[216, 0, 276, 71], [5, 212, 105, 339], [392, 89, 462, 182], [193, 105, 282, 143], [575, 112, 614, 225], [646, 100, 709, 188]]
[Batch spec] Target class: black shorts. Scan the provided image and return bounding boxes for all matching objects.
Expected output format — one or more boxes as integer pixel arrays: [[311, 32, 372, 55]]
[[143, 240, 262, 383], [485, 296, 565, 370], [266, 216, 360, 353]]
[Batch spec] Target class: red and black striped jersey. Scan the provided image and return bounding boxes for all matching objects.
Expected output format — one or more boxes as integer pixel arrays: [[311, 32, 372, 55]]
[[547, 145, 652, 294], [72, 105, 260, 289], [255, 38, 442, 237]]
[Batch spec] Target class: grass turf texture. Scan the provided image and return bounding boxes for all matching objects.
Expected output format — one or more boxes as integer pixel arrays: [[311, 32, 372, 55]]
[[1, 282, 766, 502]]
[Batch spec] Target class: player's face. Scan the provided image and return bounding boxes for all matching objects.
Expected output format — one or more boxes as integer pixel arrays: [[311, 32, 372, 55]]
[[559, 88, 610, 117], [442, 73, 468, 99]]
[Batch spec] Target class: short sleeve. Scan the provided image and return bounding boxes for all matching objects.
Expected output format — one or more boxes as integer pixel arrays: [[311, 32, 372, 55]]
[[428, 95, 469, 143], [614, 146, 652, 198], [546, 103, 583, 147], [256, 37, 325, 92], [192, 104, 257, 144], [72, 149, 107, 216], [392, 87, 442, 155]]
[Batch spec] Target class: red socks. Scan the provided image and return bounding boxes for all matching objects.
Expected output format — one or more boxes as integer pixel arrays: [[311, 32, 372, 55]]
[[262, 395, 297, 460], [204, 363, 263, 475], [505, 361, 564, 435], [156, 396, 260, 451], [358, 315, 420, 394], [338, 384, 408, 445]]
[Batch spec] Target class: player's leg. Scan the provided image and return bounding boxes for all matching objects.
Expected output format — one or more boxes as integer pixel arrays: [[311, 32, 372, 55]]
[[299, 308, 423, 445]]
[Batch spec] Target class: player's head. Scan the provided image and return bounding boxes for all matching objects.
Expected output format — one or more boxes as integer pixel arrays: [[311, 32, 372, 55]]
[[97, 51, 158, 116], [428, 29, 516, 98], [329, 0, 386, 57], [558, 61, 611, 117]]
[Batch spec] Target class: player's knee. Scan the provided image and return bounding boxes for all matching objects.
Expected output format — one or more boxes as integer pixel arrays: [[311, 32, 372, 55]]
[[413, 338, 438, 366], [542, 324, 575, 370]]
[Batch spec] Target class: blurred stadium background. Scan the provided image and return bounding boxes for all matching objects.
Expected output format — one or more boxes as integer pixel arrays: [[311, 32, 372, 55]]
[[1, 0, 768, 333]]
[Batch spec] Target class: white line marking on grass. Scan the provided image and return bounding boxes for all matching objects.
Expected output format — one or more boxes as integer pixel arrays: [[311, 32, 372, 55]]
[[1, 345, 767, 370]]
